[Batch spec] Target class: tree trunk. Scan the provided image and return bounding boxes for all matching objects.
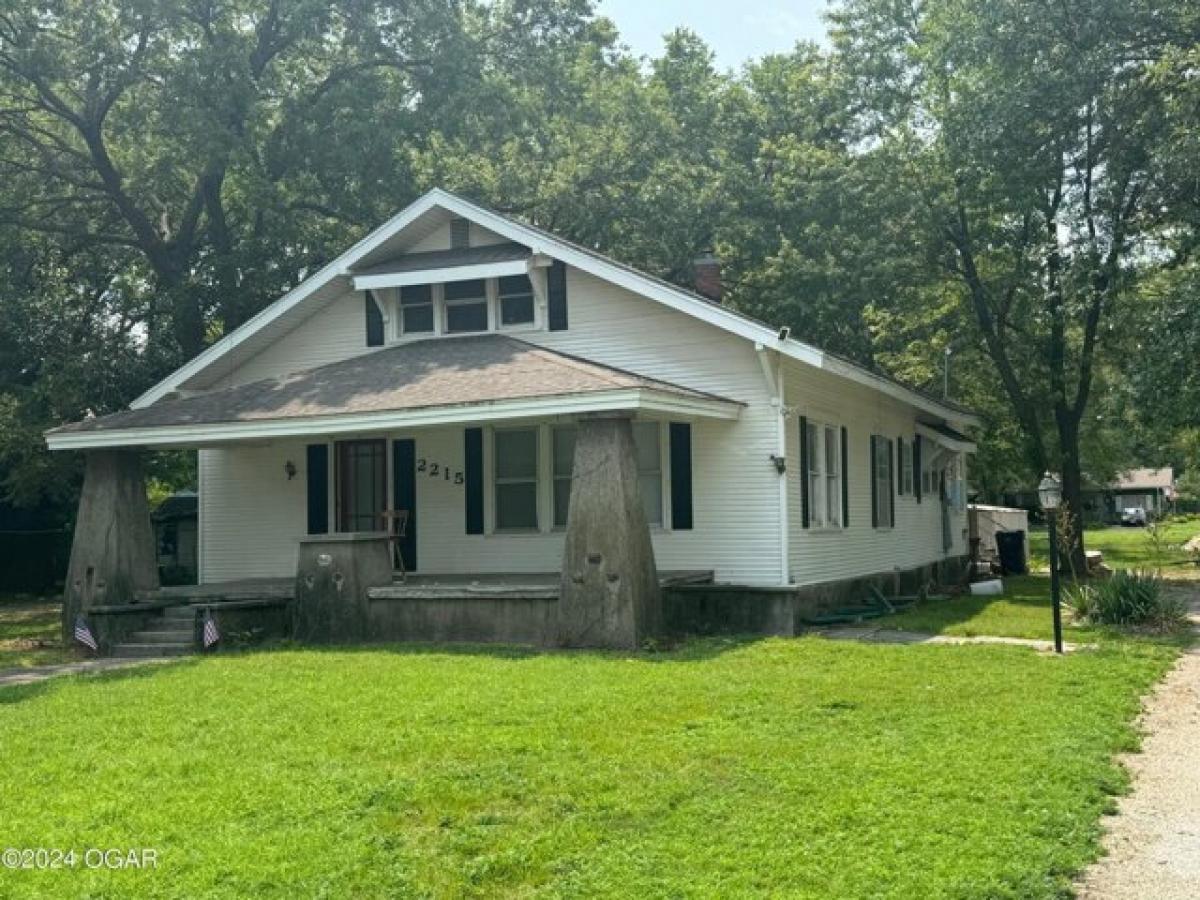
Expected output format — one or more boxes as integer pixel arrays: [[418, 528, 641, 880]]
[[1056, 418, 1088, 578]]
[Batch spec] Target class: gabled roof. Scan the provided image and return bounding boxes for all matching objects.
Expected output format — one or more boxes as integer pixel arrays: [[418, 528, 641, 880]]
[[47, 335, 740, 450], [1112, 468, 1175, 491], [130, 188, 979, 427]]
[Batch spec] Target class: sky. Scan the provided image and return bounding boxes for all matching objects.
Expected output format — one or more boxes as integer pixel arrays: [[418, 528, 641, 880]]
[[595, 0, 831, 70]]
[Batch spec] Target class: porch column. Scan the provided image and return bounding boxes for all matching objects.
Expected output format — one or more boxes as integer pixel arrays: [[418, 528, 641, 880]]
[[62, 449, 159, 641], [557, 415, 661, 649]]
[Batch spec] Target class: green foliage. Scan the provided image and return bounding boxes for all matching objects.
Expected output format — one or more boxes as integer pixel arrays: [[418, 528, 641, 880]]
[[0, 637, 1177, 896], [1065, 570, 1188, 630]]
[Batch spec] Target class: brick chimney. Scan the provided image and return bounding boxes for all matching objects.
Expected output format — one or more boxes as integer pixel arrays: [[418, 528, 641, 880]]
[[693, 252, 722, 303]]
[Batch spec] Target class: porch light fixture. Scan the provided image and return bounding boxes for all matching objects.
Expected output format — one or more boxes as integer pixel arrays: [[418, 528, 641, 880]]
[[284, 460, 297, 481], [1037, 471, 1064, 654], [770, 454, 787, 475], [1038, 472, 1062, 510]]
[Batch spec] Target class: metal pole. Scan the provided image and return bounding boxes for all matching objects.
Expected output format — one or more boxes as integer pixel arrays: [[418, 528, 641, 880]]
[[1049, 512, 1064, 654]]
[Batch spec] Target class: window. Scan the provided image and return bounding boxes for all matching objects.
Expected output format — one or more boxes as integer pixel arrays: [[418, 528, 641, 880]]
[[444, 279, 489, 333], [806, 422, 824, 527], [900, 438, 914, 495], [824, 425, 841, 526], [552, 422, 663, 528], [494, 428, 538, 530], [399, 284, 434, 334], [873, 435, 894, 528], [552, 427, 575, 528], [336, 439, 386, 532], [498, 274, 535, 327], [633, 421, 663, 526], [805, 423, 842, 528]]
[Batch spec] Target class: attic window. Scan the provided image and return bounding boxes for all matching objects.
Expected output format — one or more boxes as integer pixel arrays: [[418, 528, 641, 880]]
[[497, 274, 535, 327], [450, 217, 470, 249], [444, 279, 489, 333]]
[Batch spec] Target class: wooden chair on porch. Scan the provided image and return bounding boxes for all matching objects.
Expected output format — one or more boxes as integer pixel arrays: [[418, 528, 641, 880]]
[[380, 509, 410, 582]]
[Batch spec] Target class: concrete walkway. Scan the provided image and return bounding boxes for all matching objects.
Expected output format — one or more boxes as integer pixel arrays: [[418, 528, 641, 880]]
[[0, 657, 177, 689], [1077, 582, 1200, 899], [813, 624, 1088, 652]]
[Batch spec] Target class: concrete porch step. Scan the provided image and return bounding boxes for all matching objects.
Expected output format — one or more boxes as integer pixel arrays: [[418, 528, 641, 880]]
[[110, 642, 195, 658], [127, 629, 193, 644]]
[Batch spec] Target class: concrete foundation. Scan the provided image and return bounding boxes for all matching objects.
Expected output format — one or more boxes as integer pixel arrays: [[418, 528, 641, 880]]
[[557, 416, 662, 649], [663, 556, 971, 637], [293, 533, 393, 643], [62, 450, 159, 643]]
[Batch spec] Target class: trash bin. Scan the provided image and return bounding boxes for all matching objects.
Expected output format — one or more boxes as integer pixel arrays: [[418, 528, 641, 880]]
[[995, 530, 1027, 575]]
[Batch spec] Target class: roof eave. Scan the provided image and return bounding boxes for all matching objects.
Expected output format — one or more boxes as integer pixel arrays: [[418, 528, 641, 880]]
[[45, 388, 742, 452]]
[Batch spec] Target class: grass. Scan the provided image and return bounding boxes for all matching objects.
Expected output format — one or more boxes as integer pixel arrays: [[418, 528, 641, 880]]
[[0, 637, 1179, 899], [0, 595, 74, 670], [1029, 515, 1200, 573]]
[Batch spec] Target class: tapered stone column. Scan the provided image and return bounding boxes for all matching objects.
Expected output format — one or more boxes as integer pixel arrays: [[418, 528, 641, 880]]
[[62, 449, 159, 641], [557, 415, 661, 649]]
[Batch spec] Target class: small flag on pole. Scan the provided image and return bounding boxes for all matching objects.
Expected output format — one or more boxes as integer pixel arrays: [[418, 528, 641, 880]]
[[202, 610, 220, 649], [73, 615, 98, 652]]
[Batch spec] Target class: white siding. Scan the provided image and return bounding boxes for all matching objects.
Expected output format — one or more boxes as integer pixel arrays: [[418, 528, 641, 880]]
[[198, 442, 309, 581], [194, 260, 965, 587], [209, 290, 367, 389], [783, 361, 968, 586]]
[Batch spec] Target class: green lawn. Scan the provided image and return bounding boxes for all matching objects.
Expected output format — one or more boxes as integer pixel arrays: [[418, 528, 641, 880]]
[[0, 596, 74, 670], [0, 637, 1178, 898], [1028, 515, 1200, 572]]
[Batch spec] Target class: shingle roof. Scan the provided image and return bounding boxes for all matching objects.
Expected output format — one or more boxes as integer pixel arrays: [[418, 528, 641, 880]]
[[350, 242, 529, 278], [1113, 468, 1175, 490], [51, 335, 736, 435]]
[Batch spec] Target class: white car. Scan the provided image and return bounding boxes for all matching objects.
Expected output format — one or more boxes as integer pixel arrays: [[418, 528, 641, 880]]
[[1121, 507, 1148, 527]]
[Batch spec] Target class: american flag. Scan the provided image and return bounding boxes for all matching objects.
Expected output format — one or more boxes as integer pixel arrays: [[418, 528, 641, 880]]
[[202, 610, 220, 649], [73, 615, 98, 652]]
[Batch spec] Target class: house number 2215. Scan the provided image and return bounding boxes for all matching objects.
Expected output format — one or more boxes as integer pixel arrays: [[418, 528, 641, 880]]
[[416, 459, 464, 484]]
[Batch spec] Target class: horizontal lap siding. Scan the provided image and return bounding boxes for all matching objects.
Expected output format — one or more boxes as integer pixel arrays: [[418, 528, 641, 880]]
[[196, 268, 783, 585], [784, 363, 967, 585], [527, 270, 780, 584], [198, 443, 308, 581], [210, 291, 367, 389]]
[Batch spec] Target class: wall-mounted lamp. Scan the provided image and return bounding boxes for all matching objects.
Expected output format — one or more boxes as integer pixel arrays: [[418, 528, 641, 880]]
[[770, 454, 787, 475], [284, 460, 297, 480]]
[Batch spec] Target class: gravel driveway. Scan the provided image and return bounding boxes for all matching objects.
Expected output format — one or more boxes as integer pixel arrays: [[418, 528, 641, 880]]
[[1077, 582, 1200, 899]]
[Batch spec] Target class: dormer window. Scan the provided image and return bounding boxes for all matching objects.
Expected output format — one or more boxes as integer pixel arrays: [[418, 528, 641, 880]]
[[498, 275, 535, 327], [444, 279, 489, 333], [399, 284, 434, 334]]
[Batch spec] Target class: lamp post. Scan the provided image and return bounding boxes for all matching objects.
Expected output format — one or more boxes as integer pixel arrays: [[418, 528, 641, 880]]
[[1038, 472, 1064, 654]]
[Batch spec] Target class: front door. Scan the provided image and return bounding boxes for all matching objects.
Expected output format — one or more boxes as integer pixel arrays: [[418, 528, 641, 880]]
[[336, 439, 387, 532], [392, 439, 417, 572]]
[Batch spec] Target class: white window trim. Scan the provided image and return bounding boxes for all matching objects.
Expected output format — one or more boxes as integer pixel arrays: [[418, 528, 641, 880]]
[[805, 420, 842, 530], [390, 276, 541, 344], [873, 434, 895, 530], [489, 425, 541, 533], [486, 421, 671, 536]]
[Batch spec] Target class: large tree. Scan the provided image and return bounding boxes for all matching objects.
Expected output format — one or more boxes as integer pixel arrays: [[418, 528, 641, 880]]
[[828, 0, 1181, 569]]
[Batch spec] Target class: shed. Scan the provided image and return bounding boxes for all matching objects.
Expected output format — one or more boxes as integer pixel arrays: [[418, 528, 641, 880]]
[[969, 504, 1030, 569]]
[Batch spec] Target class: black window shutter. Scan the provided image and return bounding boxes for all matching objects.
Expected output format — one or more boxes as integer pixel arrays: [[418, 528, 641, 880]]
[[669, 422, 693, 530], [547, 260, 568, 331], [365, 291, 384, 347], [896, 437, 904, 496], [870, 435, 879, 528], [914, 435, 923, 503], [888, 438, 896, 525], [306, 444, 329, 535], [798, 415, 810, 528], [841, 426, 849, 528], [464, 428, 484, 534]]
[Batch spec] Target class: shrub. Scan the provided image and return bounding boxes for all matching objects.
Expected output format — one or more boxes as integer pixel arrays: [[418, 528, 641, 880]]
[[1065, 570, 1189, 629]]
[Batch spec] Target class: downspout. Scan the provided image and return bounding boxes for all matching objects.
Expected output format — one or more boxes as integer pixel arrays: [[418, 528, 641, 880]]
[[756, 344, 790, 586]]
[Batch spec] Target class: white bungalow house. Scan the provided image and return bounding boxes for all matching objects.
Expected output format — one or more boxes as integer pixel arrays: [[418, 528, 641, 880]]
[[47, 189, 977, 652]]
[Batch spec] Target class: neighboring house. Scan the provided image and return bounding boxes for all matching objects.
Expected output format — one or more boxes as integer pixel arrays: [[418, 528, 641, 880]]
[[47, 189, 977, 649], [152, 491, 198, 583], [1109, 468, 1176, 520]]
